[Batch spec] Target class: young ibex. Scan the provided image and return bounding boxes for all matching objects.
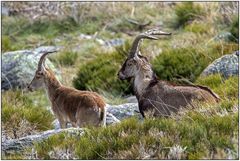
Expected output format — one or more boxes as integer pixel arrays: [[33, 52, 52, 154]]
[[27, 51, 106, 128], [118, 29, 220, 118]]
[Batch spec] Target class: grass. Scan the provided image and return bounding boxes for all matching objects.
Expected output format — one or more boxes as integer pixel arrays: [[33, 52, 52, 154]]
[[2, 90, 54, 139], [20, 103, 238, 159], [1, 2, 239, 159], [3, 74, 238, 159]]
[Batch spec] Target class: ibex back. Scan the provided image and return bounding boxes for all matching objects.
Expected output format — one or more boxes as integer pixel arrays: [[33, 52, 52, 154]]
[[27, 51, 106, 128], [118, 29, 220, 118]]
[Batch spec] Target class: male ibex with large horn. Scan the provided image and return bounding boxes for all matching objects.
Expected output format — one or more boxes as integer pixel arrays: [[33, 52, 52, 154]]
[[118, 29, 220, 118], [27, 51, 106, 128]]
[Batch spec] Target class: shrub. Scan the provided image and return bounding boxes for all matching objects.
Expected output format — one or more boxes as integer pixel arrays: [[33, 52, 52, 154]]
[[196, 75, 239, 99], [174, 2, 205, 27], [73, 42, 132, 96], [28, 108, 238, 160], [152, 47, 209, 82], [229, 16, 239, 42], [184, 21, 210, 34], [2, 90, 54, 139], [151, 42, 238, 83], [2, 36, 13, 52], [52, 51, 78, 66]]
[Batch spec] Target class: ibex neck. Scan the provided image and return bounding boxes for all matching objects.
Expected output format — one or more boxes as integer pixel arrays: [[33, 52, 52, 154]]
[[133, 68, 154, 97], [44, 70, 61, 101]]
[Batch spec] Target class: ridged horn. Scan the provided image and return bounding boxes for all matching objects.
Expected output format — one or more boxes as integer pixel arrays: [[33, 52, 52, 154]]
[[129, 29, 171, 58], [37, 51, 56, 71]]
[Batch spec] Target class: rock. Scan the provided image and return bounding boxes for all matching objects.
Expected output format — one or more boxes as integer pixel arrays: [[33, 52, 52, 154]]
[[214, 32, 234, 42], [201, 51, 239, 78], [104, 38, 125, 47], [106, 103, 143, 120], [1, 128, 84, 154], [1, 7, 9, 16], [126, 96, 138, 103], [106, 112, 121, 125], [52, 112, 121, 129], [1, 46, 61, 90]]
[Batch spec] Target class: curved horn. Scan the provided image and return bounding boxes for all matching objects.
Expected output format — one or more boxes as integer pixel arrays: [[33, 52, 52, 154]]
[[129, 29, 171, 58], [37, 51, 56, 71]]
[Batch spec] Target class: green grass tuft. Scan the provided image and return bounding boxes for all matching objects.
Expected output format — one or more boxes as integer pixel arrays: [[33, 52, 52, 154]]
[[174, 2, 205, 27], [2, 90, 54, 139]]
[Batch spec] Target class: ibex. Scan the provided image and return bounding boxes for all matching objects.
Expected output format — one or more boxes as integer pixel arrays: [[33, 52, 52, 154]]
[[27, 51, 106, 128], [118, 29, 220, 118]]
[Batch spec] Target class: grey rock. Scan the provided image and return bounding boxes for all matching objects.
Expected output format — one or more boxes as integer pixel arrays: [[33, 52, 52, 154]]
[[106, 112, 121, 125], [201, 51, 239, 78], [52, 112, 121, 129], [1, 7, 9, 16], [106, 103, 143, 120], [126, 96, 138, 103], [1, 128, 84, 154], [104, 38, 125, 47], [1, 46, 61, 90], [214, 32, 234, 42]]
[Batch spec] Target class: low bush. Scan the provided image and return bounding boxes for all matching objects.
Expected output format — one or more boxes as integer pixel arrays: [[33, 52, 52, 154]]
[[229, 16, 239, 42], [2, 36, 13, 52], [28, 105, 238, 160], [2, 90, 54, 139], [73, 42, 132, 96], [174, 2, 205, 27], [196, 74, 239, 100], [152, 42, 238, 83]]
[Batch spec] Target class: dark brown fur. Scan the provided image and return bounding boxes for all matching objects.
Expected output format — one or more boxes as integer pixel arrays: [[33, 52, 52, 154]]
[[118, 29, 220, 118], [137, 75, 220, 118]]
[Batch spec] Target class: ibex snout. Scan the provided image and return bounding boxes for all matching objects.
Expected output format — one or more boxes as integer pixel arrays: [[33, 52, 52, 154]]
[[117, 71, 126, 80], [26, 84, 33, 92]]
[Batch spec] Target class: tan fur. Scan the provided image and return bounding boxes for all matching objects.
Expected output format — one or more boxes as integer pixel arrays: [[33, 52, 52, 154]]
[[28, 55, 106, 128]]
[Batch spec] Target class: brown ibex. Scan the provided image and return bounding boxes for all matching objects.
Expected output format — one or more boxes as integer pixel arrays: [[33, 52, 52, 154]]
[[27, 51, 106, 128], [118, 29, 220, 118]]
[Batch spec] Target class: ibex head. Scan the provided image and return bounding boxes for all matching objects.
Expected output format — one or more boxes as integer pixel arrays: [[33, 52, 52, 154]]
[[27, 51, 56, 91], [118, 29, 171, 80]]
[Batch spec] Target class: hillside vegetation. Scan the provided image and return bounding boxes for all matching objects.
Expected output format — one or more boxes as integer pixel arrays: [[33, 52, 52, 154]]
[[1, 2, 239, 159]]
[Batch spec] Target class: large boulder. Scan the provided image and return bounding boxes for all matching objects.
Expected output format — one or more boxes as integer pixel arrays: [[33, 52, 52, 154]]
[[201, 51, 239, 78], [1, 46, 61, 90]]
